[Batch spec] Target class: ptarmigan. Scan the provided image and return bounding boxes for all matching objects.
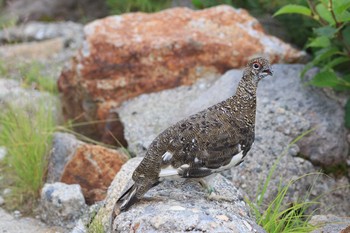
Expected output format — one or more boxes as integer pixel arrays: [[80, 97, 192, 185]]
[[114, 57, 272, 213]]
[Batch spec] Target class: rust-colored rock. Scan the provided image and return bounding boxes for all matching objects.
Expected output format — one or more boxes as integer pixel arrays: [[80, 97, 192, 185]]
[[58, 5, 306, 144], [60, 144, 129, 204]]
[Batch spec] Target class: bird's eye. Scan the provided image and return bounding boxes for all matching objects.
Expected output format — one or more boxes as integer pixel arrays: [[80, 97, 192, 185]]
[[253, 63, 260, 69]]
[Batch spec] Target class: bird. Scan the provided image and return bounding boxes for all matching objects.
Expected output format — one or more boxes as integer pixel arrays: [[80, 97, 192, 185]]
[[113, 57, 273, 214]]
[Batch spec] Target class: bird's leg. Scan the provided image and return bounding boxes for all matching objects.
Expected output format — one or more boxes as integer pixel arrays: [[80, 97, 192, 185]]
[[198, 176, 233, 202], [198, 178, 215, 195]]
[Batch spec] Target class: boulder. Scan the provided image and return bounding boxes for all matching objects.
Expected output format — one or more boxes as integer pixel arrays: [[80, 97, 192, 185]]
[[40, 182, 87, 229], [117, 64, 350, 216], [93, 157, 266, 233], [57, 5, 306, 144], [309, 215, 350, 233], [47, 132, 84, 183], [60, 144, 129, 204], [48, 132, 129, 204]]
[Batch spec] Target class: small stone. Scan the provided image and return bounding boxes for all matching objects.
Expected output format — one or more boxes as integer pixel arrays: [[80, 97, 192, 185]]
[[3, 188, 11, 196], [0, 147, 7, 161], [169, 205, 186, 211], [216, 215, 229, 221], [288, 145, 300, 157], [13, 210, 21, 218], [0, 196, 4, 205]]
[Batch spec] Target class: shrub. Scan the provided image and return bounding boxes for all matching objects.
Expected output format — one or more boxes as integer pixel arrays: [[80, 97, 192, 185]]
[[274, 0, 350, 127], [192, 0, 316, 48]]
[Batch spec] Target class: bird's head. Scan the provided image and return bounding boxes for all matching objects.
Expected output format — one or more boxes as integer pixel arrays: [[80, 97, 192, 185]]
[[245, 57, 273, 81]]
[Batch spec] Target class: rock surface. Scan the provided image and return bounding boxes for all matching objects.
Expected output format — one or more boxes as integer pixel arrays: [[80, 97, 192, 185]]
[[47, 132, 84, 182], [93, 157, 266, 233], [117, 64, 350, 216], [2, 0, 108, 22], [60, 143, 129, 204], [0, 21, 84, 44], [0, 22, 84, 66], [40, 182, 87, 229], [48, 132, 129, 204], [0, 78, 59, 116], [58, 5, 306, 144], [0, 208, 65, 233], [310, 215, 350, 233]]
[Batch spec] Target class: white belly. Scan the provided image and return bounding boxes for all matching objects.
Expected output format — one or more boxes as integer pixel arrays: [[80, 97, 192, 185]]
[[212, 151, 244, 173]]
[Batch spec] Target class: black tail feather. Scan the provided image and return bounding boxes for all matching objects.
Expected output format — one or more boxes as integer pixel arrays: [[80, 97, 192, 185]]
[[110, 183, 139, 231], [116, 183, 140, 212], [117, 183, 134, 203]]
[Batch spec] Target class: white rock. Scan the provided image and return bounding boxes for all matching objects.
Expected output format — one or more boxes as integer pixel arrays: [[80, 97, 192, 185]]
[[40, 182, 87, 229]]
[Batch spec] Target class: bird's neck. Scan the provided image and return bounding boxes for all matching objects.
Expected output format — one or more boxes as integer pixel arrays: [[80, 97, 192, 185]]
[[235, 74, 259, 100], [225, 74, 258, 123]]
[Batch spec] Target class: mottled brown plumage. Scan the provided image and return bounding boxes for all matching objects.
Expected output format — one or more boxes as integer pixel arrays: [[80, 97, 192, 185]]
[[114, 57, 272, 214]]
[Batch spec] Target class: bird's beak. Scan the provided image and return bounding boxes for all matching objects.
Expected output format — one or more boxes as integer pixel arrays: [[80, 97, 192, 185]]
[[262, 68, 273, 76]]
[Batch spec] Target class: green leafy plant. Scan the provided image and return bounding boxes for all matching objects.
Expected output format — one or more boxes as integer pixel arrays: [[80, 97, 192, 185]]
[[0, 101, 57, 211], [274, 1, 350, 126], [192, 0, 316, 47], [246, 130, 319, 232], [107, 0, 171, 14]]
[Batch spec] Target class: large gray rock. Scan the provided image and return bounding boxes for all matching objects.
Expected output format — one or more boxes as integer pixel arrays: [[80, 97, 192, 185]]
[[40, 182, 87, 229], [309, 215, 350, 233], [93, 158, 265, 233], [117, 64, 350, 216]]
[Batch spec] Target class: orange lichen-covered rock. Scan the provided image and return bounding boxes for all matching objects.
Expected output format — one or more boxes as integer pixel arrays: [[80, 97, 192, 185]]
[[60, 144, 129, 204], [58, 5, 306, 144]]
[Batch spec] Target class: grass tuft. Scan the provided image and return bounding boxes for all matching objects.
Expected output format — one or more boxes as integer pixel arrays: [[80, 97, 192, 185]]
[[0, 101, 57, 211], [88, 216, 105, 233], [246, 129, 319, 233], [19, 62, 58, 94]]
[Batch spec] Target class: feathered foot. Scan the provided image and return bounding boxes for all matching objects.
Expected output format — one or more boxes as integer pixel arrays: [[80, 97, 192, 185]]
[[198, 178, 232, 202]]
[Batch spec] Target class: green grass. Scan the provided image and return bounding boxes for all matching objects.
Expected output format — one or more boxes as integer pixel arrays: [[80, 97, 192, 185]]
[[19, 62, 58, 94], [107, 0, 171, 14], [246, 129, 319, 233], [0, 59, 58, 94], [0, 101, 57, 211], [88, 216, 105, 233]]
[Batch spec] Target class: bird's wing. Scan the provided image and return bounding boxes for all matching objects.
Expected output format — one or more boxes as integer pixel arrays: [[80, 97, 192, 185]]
[[159, 109, 252, 179]]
